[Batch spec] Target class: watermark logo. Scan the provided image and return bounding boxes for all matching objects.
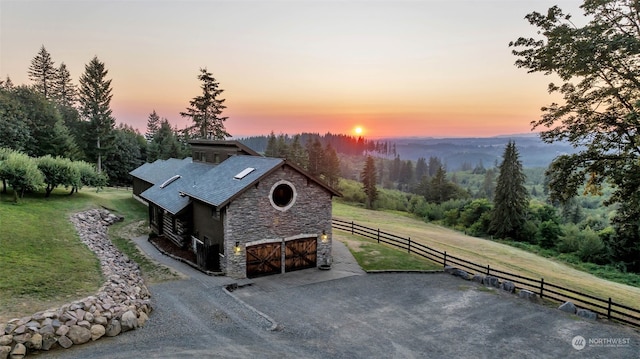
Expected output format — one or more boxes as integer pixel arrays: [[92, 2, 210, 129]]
[[572, 335, 631, 350], [572, 336, 586, 350]]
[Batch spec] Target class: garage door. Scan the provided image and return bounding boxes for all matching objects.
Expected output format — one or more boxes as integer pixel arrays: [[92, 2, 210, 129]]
[[285, 237, 317, 272], [246, 242, 281, 278]]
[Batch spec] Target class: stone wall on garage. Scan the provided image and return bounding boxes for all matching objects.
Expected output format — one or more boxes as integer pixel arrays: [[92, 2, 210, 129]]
[[224, 165, 333, 278]]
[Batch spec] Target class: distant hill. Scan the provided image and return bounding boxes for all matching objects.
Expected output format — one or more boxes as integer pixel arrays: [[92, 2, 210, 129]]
[[383, 135, 579, 170]]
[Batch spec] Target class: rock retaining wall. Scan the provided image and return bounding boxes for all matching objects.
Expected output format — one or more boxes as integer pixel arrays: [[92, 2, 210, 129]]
[[0, 209, 152, 358]]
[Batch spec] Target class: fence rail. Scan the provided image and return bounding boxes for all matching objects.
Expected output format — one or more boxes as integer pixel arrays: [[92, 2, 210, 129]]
[[332, 218, 640, 329]]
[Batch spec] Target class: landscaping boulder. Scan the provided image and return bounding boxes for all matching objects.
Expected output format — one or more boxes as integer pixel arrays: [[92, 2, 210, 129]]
[[120, 311, 138, 332], [41, 333, 57, 351], [57, 335, 73, 349], [67, 325, 91, 345], [452, 269, 470, 280], [558, 301, 577, 314], [0, 336, 11, 346], [0, 346, 11, 359], [576, 309, 598, 321], [500, 281, 515, 293], [444, 266, 456, 274], [518, 289, 538, 302], [472, 274, 484, 283], [105, 320, 121, 337], [90, 325, 105, 341], [26, 333, 42, 351], [9, 343, 26, 359], [483, 276, 500, 288]]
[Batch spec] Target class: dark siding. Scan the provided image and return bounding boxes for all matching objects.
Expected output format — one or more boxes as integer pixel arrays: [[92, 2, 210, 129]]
[[192, 200, 225, 255], [133, 178, 153, 198]]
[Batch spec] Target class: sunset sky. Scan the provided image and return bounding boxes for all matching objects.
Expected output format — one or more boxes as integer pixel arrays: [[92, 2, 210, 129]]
[[1, 0, 584, 138]]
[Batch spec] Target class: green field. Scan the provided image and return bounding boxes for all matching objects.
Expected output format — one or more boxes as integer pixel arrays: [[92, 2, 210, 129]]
[[0, 187, 175, 324]]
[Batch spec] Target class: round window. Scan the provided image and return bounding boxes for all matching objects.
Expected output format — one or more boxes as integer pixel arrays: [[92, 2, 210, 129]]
[[269, 181, 297, 211]]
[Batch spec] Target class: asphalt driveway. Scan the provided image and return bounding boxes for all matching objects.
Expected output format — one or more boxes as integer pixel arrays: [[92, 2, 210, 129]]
[[45, 239, 640, 359]]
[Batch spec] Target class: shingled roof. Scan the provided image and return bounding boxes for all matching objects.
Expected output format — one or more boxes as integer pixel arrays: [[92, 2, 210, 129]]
[[182, 155, 284, 208], [139, 161, 212, 215], [129, 158, 192, 185]]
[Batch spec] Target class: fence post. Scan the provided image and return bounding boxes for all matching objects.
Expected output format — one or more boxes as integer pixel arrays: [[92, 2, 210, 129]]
[[408, 237, 411, 253], [351, 221, 354, 235], [443, 251, 447, 267], [377, 228, 380, 243], [608, 298, 612, 320], [540, 278, 544, 299], [486, 264, 490, 275]]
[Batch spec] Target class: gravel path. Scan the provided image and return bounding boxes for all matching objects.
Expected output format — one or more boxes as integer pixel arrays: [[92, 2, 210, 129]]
[[43, 238, 640, 359]]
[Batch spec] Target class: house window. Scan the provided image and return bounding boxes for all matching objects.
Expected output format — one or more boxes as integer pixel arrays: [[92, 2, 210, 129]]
[[269, 180, 297, 211]]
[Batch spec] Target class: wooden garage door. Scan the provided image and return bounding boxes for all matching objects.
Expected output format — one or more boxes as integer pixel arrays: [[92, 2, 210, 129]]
[[285, 237, 317, 272], [246, 242, 281, 278]]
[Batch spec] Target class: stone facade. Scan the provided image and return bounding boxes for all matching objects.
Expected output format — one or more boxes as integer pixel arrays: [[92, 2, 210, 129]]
[[223, 165, 333, 278]]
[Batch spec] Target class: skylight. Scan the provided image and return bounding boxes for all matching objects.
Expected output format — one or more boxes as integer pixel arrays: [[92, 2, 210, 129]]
[[234, 167, 255, 180], [159, 174, 181, 188]]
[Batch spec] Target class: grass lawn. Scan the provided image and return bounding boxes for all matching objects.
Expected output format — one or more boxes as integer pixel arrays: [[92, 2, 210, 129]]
[[332, 201, 640, 312], [0, 187, 175, 324], [337, 233, 442, 271]]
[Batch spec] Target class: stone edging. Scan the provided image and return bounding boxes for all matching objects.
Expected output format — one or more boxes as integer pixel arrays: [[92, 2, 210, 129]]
[[0, 209, 152, 359]]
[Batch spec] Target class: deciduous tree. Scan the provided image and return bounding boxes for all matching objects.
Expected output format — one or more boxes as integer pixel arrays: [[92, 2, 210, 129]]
[[510, 0, 640, 270]]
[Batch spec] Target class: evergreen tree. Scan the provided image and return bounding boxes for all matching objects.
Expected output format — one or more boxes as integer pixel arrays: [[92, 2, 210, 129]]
[[28, 45, 56, 99], [415, 157, 428, 180], [181, 68, 229, 139], [361, 155, 378, 209], [321, 142, 340, 187], [78, 56, 114, 173], [482, 168, 496, 200], [53, 62, 76, 107], [490, 141, 529, 240], [288, 135, 308, 168], [306, 138, 324, 177], [145, 110, 161, 141]]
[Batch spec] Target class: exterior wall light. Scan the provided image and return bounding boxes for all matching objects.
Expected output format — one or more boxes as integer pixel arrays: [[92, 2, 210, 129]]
[[234, 241, 242, 255], [321, 230, 329, 243]]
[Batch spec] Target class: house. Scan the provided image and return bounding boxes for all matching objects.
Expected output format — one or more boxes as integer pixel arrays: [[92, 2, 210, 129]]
[[130, 140, 340, 278]]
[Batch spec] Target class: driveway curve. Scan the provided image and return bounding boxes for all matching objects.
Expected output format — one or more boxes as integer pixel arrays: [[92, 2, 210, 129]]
[[44, 238, 639, 359]]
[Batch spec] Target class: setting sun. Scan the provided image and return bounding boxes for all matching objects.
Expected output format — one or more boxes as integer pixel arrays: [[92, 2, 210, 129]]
[[354, 126, 363, 135]]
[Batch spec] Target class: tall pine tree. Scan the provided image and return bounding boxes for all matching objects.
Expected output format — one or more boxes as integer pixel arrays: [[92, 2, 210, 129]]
[[361, 155, 378, 209], [28, 45, 57, 99], [53, 62, 76, 107], [145, 110, 160, 141], [490, 141, 529, 240], [78, 56, 114, 173], [181, 68, 229, 139]]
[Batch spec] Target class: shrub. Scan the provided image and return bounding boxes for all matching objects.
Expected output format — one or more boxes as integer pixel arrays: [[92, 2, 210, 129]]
[[577, 228, 607, 264], [557, 224, 580, 253]]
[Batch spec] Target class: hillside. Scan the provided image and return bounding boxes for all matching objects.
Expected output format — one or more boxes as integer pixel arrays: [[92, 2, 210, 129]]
[[332, 201, 640, 311], [386, 135, 579, 169]]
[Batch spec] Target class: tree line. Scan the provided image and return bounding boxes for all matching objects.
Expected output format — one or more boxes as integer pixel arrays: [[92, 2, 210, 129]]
[[1, 46, 230, 186]]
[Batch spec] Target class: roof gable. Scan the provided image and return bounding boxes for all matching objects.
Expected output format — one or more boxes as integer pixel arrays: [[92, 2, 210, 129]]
[[140, 162, 212, 214]]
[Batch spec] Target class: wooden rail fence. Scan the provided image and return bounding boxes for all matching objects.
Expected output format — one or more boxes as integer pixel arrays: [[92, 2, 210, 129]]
[[332, 218, 640, 329]]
